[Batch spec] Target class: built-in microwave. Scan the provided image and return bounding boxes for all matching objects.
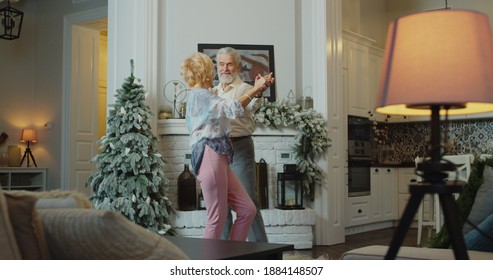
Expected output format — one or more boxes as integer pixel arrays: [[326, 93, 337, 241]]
[[348, 115, 372, 141], [348, 140, 372, 160]]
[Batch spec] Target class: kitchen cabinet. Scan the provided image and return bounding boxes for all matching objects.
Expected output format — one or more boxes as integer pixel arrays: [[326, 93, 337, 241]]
[[344, 37, 370, 118], [343, 30, 386, 121], [347, 195, 370, 227], [346, 167, 398, 227], [0, 167, 47, 191], [368, 47, 387, 122], [370, 167, 398, 222]]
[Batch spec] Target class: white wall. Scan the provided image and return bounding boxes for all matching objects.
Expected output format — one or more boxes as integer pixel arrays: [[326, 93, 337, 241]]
[[0, 0, 37, 140], [157, 0, 298, 113], [0, 0, 107, 189], [384, 0, 493, 40], [343, 0, 493, 48], [343, 0, 387, 47]]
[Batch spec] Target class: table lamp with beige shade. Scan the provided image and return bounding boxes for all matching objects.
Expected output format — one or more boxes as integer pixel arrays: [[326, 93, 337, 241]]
[[19, 128, 37, 167]]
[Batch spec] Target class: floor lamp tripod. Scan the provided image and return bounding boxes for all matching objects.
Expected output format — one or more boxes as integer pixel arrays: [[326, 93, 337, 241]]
[[384, 107, 468, 259], [375, 10, 493, 260]]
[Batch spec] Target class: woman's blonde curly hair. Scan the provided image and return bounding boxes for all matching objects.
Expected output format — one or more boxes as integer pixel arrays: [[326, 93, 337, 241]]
[[181, 52, 214, 87]]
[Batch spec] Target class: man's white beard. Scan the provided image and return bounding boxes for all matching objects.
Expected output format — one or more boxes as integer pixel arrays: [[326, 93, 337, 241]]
[[219, 73, 237, 85]]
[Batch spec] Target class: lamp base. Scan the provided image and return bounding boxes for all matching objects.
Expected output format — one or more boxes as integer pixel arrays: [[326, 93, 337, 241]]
[[19, 148, 37, 167], [385, 180, 468, 259], [385, 106, 468, 260]]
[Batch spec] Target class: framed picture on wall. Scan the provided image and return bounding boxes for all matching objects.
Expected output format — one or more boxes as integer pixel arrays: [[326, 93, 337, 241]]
[[198, 43, 276, 102]]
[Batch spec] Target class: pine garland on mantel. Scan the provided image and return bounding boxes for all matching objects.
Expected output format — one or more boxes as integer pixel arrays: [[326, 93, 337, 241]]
[[254, 99, 331, 199]]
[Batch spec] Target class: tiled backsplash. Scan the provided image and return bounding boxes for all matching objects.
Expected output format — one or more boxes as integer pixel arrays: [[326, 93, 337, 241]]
[[379, 118, 493, 163]]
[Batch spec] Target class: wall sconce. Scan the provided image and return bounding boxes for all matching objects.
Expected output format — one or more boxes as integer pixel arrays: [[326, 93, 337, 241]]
[[19, 128, 37, 167], [0, 0, 23, 40], [276, 164, 304, 210]]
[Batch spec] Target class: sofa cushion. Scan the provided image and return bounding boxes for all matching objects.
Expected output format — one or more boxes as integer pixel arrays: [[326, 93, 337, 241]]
[[6, 189, 93, 209], [4, 192, 51, 259], [0, 188, 22, 260], [464, 213, 493, 252], [38, 208, 189, 259], [462, 165, 493, 234], [340, 245, 493, 260]]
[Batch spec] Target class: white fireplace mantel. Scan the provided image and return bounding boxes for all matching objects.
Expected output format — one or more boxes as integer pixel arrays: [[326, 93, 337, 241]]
[[157, 119, 298, 136]]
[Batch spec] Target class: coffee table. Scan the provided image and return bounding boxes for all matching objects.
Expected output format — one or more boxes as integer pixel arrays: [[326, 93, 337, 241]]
[[165, 236, 294, 260]]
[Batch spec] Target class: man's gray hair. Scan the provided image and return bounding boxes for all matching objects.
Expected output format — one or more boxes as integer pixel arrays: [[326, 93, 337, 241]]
[[216, 47, 241, 66]]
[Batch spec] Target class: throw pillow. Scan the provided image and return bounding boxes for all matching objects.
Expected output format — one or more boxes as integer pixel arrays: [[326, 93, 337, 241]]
[[462, 165, 493, 234], [0, 188, 22, 260], [7, 189, 93, 209], [464, 213, 493, 252], [4, 192, 51, 259], [38, 208, 189, 260], [35, 197, 80, 209]]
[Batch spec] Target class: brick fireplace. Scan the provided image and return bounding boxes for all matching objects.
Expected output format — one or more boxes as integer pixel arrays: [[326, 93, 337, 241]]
[[158, 119, 316, 249]]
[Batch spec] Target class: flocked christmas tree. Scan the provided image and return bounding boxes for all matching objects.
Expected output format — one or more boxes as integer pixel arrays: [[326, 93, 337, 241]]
[[87, 60, 175, 236]]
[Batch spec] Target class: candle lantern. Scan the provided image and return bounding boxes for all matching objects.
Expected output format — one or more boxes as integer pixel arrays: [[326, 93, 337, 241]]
[[276, 164, 304, 210]]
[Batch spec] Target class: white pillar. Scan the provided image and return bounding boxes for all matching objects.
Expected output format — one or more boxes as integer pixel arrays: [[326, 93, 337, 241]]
[[107, 0, 159, 132], [310, 0, 345, 246]]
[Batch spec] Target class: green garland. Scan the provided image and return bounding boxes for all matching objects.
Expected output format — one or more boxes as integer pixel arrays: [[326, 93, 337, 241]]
[[254, 99, 331, 199]]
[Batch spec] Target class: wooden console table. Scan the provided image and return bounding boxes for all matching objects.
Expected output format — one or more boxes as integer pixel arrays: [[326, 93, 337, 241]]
[[165, 236, 293, 260]]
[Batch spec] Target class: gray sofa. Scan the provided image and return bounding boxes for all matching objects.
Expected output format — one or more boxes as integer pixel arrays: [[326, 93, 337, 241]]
[[0, 188, 189, 260], [341, 245, 493, 260]]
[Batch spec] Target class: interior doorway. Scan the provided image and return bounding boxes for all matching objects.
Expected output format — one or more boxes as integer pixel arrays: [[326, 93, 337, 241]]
[[61, 8, 107, 195]]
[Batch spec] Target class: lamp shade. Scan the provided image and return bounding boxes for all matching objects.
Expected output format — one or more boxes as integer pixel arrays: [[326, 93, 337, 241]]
[[376, 10, 493, 116], [20, 129, 37, 143]]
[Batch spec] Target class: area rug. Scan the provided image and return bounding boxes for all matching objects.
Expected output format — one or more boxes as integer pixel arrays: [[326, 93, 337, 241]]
[[283, 251, 329, 260]]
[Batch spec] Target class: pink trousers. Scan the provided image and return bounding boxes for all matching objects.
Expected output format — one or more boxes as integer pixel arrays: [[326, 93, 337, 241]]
[[196, 145, 256, 241]]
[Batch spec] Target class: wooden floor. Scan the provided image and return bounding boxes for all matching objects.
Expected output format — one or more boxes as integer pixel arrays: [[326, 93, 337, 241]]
[[284, 227, 427, 260]]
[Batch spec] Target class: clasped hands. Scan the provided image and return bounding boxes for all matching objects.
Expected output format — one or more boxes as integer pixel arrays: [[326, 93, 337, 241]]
[[253, 73, 275, 98]]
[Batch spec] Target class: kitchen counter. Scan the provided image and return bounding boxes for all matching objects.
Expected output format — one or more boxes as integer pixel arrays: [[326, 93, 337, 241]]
[[371, 162, 415, 168]]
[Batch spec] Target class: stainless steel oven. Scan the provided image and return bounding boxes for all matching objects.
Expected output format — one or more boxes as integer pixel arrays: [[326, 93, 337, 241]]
[[347, 116, 372, 197], [348, 159, 371, 197]]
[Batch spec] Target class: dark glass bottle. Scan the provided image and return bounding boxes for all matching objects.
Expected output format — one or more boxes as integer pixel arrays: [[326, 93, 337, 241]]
[[197, 190, 206, 210], [177, 164, 197, 211]]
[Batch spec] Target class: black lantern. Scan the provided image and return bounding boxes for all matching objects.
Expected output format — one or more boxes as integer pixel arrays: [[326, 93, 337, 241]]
[[1, 0, 23, 40], [276, 164, 304, 210]]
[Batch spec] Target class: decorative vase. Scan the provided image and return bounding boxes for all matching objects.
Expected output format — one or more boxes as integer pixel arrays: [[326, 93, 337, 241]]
[[177, 164, 197, 211], [7, 145, 20, 167]]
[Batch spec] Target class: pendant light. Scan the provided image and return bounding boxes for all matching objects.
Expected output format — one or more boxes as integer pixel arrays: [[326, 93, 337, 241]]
[[0, 0, 23, 40]]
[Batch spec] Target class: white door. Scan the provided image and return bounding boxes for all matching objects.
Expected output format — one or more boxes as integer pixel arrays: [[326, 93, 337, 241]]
[[68, 25, 100, 196]]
